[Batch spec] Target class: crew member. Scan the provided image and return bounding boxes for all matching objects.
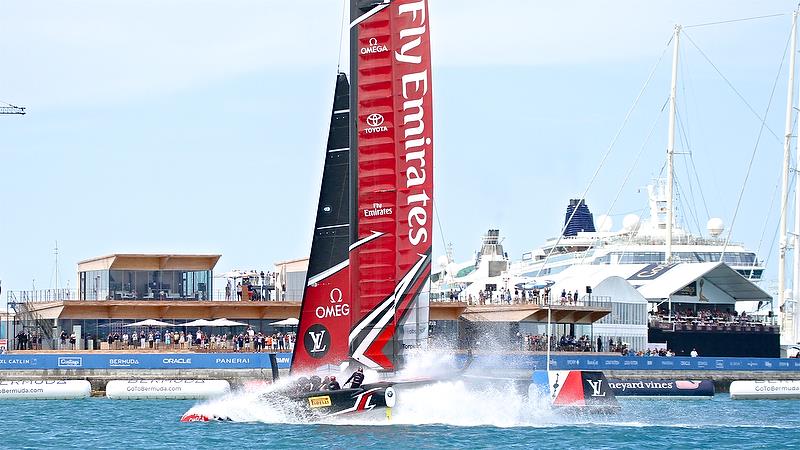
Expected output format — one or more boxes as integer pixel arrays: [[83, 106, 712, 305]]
[[295, 377, 312, 393], [344, 367, 365, 389], [309, 375, 323, 391], [327, 375, 341, 391]]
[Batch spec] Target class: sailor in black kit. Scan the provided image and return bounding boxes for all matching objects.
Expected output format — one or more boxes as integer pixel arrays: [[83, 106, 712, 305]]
[[327, 375, 341, 391], [344, 367, 365, 389]]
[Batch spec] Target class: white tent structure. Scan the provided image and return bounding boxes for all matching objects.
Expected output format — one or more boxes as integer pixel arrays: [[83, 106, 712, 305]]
[[124, 319, 173, 327], [270, 318, 299, 327], [181, 319, 217, 327], [208, 318, 249, 327]]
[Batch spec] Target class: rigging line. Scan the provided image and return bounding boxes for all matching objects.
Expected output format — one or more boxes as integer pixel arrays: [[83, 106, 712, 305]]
[[678, 40, 694, 155], [678, 38, 712, 222], [750, 178, 782, 279], [760, 172, 793, 281], [674, 110, 704, 236], [759, 107, 800, 277], [683, 30, 783, 144], [675, 176, 702, 239], [746, 23, 795, 281], [576, 101, 667, 266], [688, 149, 711, 220], [684, 13, 787, 29], [674, 40, 702, 226], [535, 35, 671, 277], [433, 199, 449, 260], [721, 32, 788, 259], [336, 0, 347, 71], [617, 162, 668, 265], [721, 22, 792, 258]]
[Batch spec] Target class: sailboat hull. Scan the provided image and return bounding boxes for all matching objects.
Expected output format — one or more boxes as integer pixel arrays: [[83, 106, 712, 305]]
[[179, 382, 396, 423]]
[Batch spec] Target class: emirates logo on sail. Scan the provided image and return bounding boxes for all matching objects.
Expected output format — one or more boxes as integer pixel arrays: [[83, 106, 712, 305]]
[[395, 0, 432, 247], [364, 202, 392, 218], [364, 113, 388, 134]]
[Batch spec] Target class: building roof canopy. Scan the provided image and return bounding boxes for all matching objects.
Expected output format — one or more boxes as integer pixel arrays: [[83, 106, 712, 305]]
[[77, 254, 221, 272], [632, 262, 771, 302]]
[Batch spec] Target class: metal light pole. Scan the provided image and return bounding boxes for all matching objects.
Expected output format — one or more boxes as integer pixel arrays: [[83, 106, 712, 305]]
[[546, 306, 552, 374]]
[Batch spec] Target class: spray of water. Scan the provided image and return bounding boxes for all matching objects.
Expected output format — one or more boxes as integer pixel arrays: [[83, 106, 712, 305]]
[[182, 351, 584, 427]]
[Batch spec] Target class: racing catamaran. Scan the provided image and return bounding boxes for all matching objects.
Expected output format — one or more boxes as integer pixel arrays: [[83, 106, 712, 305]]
[[181, 0, 434, 422], [286, 0, 434, 417]]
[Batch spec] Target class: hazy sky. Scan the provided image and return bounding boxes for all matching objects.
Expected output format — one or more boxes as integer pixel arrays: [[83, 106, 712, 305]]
[[1, 0, 798, 296]]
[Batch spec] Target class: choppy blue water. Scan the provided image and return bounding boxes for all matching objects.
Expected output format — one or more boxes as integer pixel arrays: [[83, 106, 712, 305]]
[[1, 394, 798, 449]]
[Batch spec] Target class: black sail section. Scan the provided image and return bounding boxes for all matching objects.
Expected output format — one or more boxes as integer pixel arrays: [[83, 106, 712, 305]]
[[292, 73, 352, 372], [306, 73, 351, 279]]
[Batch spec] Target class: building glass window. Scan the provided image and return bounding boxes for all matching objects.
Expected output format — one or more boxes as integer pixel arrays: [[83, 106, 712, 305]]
[[80, 269, 213, 301]]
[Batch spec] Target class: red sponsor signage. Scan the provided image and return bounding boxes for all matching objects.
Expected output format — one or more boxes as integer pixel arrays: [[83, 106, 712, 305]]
[[292, 266, 352, 372], [350, 0, 433, 370]]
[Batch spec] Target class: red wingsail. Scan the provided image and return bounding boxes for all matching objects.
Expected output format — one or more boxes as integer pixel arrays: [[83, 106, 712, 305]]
[[349, 0, 433, 371]]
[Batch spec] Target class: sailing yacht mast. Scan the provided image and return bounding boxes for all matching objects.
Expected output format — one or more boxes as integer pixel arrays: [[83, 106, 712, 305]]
[[781, 10, 797, 342], [665, 25, 681, 263], [791, 9, 800, 345]]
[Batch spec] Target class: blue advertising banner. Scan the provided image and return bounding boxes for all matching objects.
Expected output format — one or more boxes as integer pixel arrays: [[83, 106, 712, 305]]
[[0, 353, 798, 372], [463, 354, 800, 372], [0, 353, 293, 370]]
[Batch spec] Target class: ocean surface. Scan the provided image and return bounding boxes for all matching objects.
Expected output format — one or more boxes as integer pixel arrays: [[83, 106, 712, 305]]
[[0, 384, 798, 449]]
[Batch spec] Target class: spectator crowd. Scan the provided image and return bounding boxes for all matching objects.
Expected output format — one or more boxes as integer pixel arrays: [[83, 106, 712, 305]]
[[95, 326, 295, 352]]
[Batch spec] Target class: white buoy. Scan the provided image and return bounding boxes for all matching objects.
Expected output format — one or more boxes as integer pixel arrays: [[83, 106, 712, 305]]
[[0, 380, 91, 400], [106, 379, 230, 400], [729, 380, 800, 400]]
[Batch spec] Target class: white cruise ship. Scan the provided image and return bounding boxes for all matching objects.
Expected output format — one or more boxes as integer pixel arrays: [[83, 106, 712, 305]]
[[432, 179, 764, 300], [512, 179, 764, 282]]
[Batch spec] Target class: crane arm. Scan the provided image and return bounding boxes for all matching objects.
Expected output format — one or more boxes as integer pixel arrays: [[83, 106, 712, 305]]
[[0, 104, 25, 115]]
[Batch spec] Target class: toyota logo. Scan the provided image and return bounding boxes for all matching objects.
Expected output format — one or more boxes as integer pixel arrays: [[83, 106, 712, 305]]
[[366, 113, 384, 127]]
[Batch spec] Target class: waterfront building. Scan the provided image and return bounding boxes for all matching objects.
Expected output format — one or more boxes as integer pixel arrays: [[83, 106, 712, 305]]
[[77, 254, 218, 301], [433, 229, 778, 356]]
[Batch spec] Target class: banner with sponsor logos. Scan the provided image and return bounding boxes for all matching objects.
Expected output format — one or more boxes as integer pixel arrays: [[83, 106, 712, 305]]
[[0, 353, 292, 370], [462, 355, 800, 372], [1, 353, 797, 372], [349, 0, 433, 372]]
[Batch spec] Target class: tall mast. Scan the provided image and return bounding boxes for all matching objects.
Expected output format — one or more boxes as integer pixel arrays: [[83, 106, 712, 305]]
[[791, 9, 800, 345], [666, 25, 681, 263], [781, 11, 797, 337]]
